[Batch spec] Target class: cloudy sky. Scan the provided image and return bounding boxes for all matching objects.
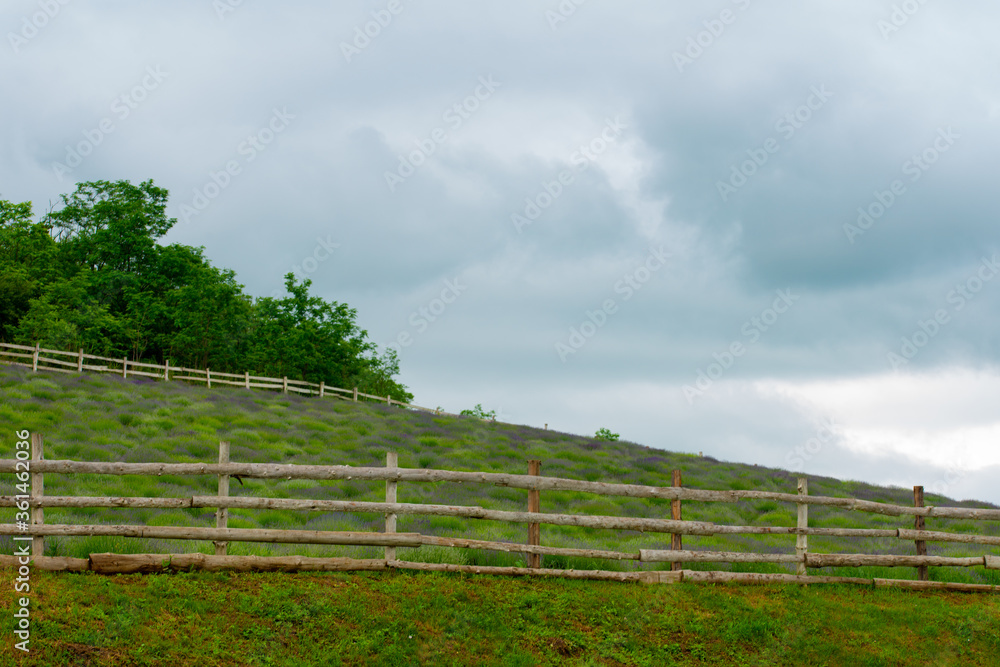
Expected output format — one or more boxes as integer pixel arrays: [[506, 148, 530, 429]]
[[4, 1, 999, 503]]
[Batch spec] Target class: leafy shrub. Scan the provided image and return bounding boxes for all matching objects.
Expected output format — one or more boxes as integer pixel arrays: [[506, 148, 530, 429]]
[[594, 428, 619, 441], [460, 404, 496, 420]]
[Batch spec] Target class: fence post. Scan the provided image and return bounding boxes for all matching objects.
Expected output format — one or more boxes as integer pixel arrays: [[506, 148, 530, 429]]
[[319, 381, 325, 398], [32, 343, 39, 372], [122, 356, 128, 379], [207, 368, 212, 389], [528, 460, 542, 568], [387, 396, 392, 407], [353, 387, 358, 402], [671, 469, 683, 571], [245, 371, 250, 390], [796, 477, 809, 575], [30, 434, 44, 558], [164, 359, 170, 382], [385, 452, 398, 562], [215, 441, 230, 556], [914, 485, 928, 581], [77, 349, 84, 373], [282, 376, 287, 394]]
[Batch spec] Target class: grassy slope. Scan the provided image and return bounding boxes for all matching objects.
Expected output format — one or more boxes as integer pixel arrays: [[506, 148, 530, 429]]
[[1, 570, 999, 666], [0, 363, 998, 587], [2, 365, 1000, 666]]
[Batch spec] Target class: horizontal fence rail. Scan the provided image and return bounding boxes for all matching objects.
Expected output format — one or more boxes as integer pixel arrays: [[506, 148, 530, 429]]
[[0, 342, 464, 419], [2, 436, 999, 591], [2, 458, 998, 521], [4, 495, 1000, 547]]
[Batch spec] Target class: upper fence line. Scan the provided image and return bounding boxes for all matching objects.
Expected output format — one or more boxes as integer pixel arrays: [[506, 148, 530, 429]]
[[0, 341, 465, 419]]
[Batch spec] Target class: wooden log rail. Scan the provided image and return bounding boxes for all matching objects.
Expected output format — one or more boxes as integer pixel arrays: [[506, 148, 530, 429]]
[[0, 523, 423, 547], [0, 554, 998, 593], [4, 495, 1000, 546], [2, 457, 997, 522]]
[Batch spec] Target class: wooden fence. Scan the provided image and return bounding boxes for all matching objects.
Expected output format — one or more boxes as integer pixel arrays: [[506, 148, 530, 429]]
[[2, 436, 999, 592], [0, 342, 461, 418]]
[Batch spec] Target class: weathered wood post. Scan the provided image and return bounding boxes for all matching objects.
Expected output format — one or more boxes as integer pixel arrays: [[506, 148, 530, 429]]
[[385, 452, 398, 562], [30, 434, 44, 558], [353, 387, 358, 402], [528, 460, 542, 568], [164, 359, 170, 382], [77, 349, 84, 373], [245, 371, 250, 390], [207, 368, 212, 389], [215, 441, 230, 556], [671, 469, 683, 571], [282, 376, 287, 394], [122, 356, 128, 379], [319, 381, 325, 398], [914, 485, 928, 581], [32, 343, 39, 372], [796, 477, 809, 575]]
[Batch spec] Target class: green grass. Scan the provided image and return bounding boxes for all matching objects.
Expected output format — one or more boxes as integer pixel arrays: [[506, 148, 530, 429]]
[[1, 570, 999, 666], [3, 365, 1000, 665], [0, 363, 999, 585]]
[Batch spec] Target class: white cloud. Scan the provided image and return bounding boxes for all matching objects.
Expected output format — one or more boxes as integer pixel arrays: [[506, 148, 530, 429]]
[[3, 0, 1000, 506], [756, 368, 1000, 471]]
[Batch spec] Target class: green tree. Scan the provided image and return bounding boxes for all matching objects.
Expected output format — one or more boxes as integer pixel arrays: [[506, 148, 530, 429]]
[[595, 428, 619, 442], [46, 179, 174, 274], [461, 404, 497, 420], [1, 180, 413, 402], [0, 199, 59, 340], [12, 274, 123, 355], [247, 274, 411, 401], [162, 254, 252, 370], [353, 347, 412, 402]]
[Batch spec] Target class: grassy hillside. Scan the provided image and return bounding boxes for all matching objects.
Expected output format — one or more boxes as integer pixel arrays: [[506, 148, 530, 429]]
[[1, 364, 998, 586], [2, 569, 999, 666]]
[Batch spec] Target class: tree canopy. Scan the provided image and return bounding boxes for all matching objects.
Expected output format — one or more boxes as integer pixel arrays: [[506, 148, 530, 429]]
[[0, 179, 412, 401]]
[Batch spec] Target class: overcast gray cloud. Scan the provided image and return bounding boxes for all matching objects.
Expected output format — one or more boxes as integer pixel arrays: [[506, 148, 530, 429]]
[[4, 0, 999, 503]]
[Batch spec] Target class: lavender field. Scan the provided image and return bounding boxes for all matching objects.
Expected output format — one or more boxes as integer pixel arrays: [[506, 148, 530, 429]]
[[1, 364, 997, 585]]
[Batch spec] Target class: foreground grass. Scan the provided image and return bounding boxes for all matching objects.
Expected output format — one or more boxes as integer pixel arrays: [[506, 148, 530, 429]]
[[1, 364, 998, 585], [1, 570, 999, 666]]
